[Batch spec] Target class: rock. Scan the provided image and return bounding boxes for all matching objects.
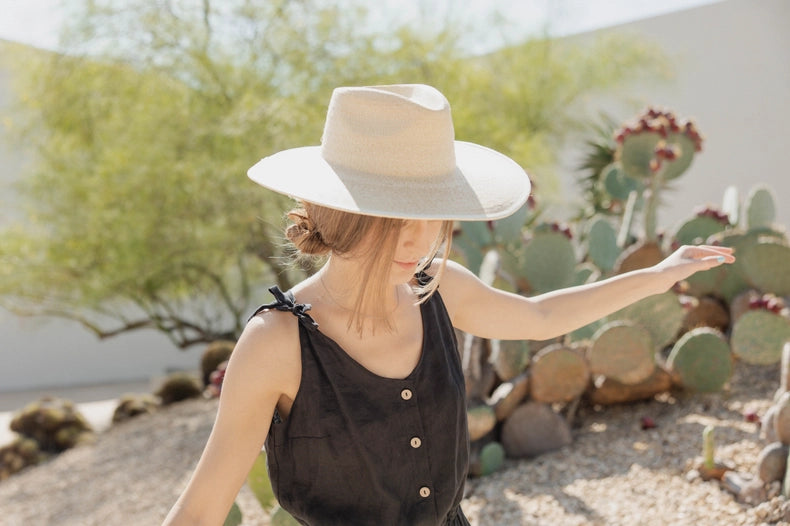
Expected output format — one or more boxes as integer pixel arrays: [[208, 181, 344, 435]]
[[501, 402, 572, 458]]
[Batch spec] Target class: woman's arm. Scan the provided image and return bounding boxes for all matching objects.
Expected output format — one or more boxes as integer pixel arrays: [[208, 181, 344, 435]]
[[441, 245, 734, 341], [162, 311, 300, 526]]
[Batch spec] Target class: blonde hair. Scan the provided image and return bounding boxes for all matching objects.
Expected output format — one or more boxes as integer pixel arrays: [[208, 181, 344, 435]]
[[285, 202, 453, 333]]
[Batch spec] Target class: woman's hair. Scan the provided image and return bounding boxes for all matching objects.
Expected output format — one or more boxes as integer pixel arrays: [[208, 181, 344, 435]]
[[285, 201, 453, 333]]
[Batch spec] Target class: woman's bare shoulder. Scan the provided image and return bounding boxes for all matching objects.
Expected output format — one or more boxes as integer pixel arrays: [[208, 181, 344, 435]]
[[230, 307, 302, 396]]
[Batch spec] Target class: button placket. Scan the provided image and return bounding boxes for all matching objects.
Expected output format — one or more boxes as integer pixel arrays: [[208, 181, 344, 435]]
[[399, 382, 434, 505]]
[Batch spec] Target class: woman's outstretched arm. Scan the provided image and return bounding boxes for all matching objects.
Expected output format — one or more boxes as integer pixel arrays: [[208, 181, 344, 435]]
[[162, 311, 300, 526], [442, 245, 734, 341]]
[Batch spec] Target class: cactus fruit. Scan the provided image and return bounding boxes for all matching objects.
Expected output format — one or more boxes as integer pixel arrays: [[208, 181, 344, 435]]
[[666, 327, 732, 392], [529, 343, 591, 403], [112, 393, 160, 424], [731, 309, 790, 365], [745, 185, 777, 230], [610, 291, 686, 350], [740, 241, 790, 297], [586, 216, 621, 272], [200, 340, 235, 387], [155, 372, 203, 405], [9, 397, 93, 453], [588, 321, 655, 385]]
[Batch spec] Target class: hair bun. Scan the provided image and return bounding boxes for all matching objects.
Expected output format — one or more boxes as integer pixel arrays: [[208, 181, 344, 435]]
[[286, 209, 330, 255]]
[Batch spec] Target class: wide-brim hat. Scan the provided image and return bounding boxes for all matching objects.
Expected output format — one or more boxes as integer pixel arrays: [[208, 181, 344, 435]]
[[247, 84, 531, 220]]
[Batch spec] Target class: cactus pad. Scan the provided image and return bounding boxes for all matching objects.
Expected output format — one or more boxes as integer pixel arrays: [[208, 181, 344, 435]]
[[609, 291, 685, 349], [672, 215, 727, 247], [619, 132, 697, 181], [740, 241, 790, 296], [588, 321, 655, 385], [666, 327, 732, 392], [520, 231, 577, 294], [731, 310, 790, 365], [602, 163, 643, 201], [529, 343, 590, 403], [746, 185, 777, 230], [587, 216, 621, 272], [490, 339, 530, 382]]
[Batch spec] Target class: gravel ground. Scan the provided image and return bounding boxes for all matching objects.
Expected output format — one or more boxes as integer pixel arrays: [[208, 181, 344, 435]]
[[1, 362, 788, 526]]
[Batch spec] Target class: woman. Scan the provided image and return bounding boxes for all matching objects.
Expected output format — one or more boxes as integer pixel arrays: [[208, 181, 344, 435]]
[[163, 84, 733, 526]]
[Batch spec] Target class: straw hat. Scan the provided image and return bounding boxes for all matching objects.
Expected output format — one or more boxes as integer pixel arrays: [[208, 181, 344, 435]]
[[247, 84, 531, 220]]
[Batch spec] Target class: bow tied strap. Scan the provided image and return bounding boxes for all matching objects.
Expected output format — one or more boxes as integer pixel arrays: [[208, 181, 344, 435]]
[[248, 286, 319, 328]]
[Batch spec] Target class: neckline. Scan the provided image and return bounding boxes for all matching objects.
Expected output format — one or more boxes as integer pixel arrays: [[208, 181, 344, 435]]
[[307, 295, 431, 382]]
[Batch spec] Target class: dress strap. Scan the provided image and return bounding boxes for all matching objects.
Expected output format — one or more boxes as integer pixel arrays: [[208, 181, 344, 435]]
[[248, 286, 319, 328]]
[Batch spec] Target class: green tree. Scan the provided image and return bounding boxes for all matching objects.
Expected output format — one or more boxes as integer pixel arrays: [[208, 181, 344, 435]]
[[0, 0, 668, 348]]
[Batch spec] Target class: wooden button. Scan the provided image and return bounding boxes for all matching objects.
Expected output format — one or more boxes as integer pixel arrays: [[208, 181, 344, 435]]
[[410, 437, 422, 448], [400, 388, 413, 400], [419, 486, 431, 498]]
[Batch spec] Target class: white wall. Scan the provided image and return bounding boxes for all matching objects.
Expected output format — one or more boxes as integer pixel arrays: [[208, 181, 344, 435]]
[[555, 0, 790, 232], [1, 0, 788, 391]]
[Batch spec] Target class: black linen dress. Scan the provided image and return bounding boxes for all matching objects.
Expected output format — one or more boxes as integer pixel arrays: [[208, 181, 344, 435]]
[[250, 286, 471, 526]]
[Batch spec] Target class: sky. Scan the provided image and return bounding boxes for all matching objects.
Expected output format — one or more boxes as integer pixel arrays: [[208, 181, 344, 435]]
[[0, 0, 723, 54]]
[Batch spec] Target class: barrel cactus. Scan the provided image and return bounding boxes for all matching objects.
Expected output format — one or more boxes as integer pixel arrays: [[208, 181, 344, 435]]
[[155, 372, 203, 405], [9, 397, 93, 453], [0, 437, 44, 480], [200, 340, 235, 387]]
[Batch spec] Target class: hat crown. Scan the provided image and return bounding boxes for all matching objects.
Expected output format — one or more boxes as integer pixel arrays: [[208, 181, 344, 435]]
[[320, 84, 457, 178]]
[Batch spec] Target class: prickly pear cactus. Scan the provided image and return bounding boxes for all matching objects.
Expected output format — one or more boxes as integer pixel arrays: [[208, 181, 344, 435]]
[[490, 339, 530, 382], [512, 229, 577, 294], [671, 207, 729, 247], [602, 163, 643, 201], [609, 291, 685, 349], [453, 221, 495, 275], [469, 441, 506, 477], [740, 241, 790, 296], [745, 185, 777, 230], [223, 502, 243, 526], [615, 107, 703, 181], [271, 506, 300, 526], [666, 327, 732, 392], [731, 309, 790, 365], [586, 216, 621, 272], [588, 321, 655, 385]]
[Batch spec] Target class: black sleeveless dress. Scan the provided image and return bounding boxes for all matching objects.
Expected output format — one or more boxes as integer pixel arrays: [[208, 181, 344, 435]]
[[250, 286, 471, 526]]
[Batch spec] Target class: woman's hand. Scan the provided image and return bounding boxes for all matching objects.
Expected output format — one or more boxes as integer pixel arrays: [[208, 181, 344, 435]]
[[650, 244, 736, 293]]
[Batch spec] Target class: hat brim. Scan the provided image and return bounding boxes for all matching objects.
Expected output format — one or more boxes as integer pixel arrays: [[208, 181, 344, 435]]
[[247, 141, 531, 221]]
